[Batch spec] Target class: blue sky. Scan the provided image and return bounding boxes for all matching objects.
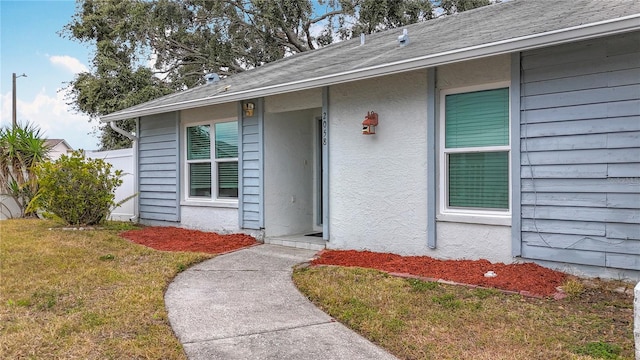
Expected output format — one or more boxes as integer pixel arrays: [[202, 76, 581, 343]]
[[0, 0, 333, 151], [1, 0, 99, 150]]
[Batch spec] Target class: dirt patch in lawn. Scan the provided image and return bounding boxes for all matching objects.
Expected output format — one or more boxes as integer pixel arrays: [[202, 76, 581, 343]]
[[311, 250, 567, 297], [120, 226, 258, 254]]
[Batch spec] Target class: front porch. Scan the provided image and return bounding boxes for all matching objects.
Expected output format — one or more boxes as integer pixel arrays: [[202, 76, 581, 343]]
[[262, 104, 325, 242]]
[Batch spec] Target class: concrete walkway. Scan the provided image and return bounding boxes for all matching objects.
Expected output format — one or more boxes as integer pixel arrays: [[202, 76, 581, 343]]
[[165, 244, 398, 360]]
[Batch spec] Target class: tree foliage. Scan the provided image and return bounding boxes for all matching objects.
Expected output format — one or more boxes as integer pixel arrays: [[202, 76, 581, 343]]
[[0, 122, 50, 218], [64, 0, 492, 150], [30, 151, 123, 226]]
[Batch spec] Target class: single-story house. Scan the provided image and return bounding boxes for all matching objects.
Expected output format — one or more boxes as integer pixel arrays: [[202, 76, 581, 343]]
[[45, 138, 73, 161], [102, 0, 640, 280]]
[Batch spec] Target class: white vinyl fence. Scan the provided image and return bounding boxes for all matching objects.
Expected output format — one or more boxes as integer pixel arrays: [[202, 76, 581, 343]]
[[0, 195, 21, 220], [86, 148, 136, 222]]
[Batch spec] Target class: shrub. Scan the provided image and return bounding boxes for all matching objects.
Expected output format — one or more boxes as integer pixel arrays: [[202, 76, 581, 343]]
[[30, 151, 122, 225], [0, 122, 50, 218]]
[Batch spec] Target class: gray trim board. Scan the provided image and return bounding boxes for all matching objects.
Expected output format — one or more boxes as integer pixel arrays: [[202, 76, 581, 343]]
[[511, 52, 522, 257], [237, 102, 244, 229], [174, 111, 181, 222], [427, 68, 437, 249], [258, 98, 265, 229], [135, 118, 140, 220]]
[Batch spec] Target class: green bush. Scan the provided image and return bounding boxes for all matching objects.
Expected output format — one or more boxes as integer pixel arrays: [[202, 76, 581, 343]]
[[0, 122, 50, 218], [30, 151, 123, 225]]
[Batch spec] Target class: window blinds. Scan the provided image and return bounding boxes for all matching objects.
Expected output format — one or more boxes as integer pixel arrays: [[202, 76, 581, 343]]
[[445, 88, 509, 148], [445, 88, 509, 210]]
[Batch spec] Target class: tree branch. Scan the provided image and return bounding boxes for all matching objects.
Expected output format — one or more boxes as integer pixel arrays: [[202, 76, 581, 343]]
[[307, 9, 344, 26]]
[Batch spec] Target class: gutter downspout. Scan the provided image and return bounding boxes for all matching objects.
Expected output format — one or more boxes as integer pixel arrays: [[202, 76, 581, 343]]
[[109, 121, 139, 223], [110, 121, 137, 141]]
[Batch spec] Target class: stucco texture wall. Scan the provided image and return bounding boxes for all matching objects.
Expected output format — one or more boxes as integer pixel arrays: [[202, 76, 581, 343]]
[[434, 54, 513, 263], [328, 70, 430, 255], [180, 205, 239, 233], [327, 56, 514, 263], [181, 102, 237, 124]]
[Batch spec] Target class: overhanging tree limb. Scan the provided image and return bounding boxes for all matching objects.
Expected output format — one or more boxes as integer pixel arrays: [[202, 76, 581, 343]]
[[63, 0, 492, 150]]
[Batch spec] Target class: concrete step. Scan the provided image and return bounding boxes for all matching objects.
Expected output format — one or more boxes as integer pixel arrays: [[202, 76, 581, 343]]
[[264, 234, 326, 251]]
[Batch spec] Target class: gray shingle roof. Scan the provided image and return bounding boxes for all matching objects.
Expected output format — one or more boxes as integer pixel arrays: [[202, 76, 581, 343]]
[[103, 0, 640, 121], [44, 139, 71, 149]]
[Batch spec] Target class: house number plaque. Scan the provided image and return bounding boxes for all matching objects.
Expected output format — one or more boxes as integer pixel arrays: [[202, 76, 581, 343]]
[[322, 112, 328, 146]]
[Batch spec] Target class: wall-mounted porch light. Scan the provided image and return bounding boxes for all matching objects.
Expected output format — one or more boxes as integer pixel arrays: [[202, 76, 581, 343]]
[[362, 111, 378, 135], [243, 102, 255, 117]]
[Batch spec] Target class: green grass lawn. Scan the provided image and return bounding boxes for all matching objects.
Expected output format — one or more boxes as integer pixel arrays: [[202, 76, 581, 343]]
[[2, 219, 635, 359], [293, 266, 636, 360], [0, 219, 213, 359]]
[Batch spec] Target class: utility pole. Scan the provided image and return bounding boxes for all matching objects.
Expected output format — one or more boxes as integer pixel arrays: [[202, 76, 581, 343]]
[[12, 72, 27, 129]]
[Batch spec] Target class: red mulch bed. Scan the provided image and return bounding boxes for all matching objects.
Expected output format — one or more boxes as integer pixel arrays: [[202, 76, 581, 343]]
[[120, 226, 258, 254], [311, 250, 567, 297], [119, 226, 567, 297]]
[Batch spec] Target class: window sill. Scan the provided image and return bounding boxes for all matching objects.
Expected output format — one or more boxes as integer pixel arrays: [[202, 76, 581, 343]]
[[180, 199, 239, 209], [436, 212, 511, 226]]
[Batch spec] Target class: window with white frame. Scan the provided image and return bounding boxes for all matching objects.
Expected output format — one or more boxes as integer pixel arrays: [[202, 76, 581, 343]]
[[185, 120, 238, 201], [440, 84, 510, 218]]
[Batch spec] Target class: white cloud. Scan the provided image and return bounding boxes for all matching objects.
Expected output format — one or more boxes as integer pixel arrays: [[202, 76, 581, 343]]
[[1, 88, 101, 150], [48, 55, 89, 74]]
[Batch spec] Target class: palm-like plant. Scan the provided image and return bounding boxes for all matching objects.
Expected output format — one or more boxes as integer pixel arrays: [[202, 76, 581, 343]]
[[0, 122, 50, 218]]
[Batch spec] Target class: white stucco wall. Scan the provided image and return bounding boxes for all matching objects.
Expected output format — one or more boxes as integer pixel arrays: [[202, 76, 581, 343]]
[[180, 205, 239, 233], [264, 108, 319, 237], [265, 88, 322, 113], [436, 54, 510, 90], [435, 222, 513, 263], [326, 57, 515, 263], [181, 102, 237, 124], [433, 54, 513, 263], [328, 70, 430, 255]]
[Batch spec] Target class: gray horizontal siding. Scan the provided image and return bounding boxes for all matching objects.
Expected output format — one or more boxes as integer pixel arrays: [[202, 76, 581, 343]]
[[522, 233, 640, 253], [522, 51, 640, 84], [522, 68, 640, 97], [520, 32, 640, 271], [139, 163, 176, 172], [522, 100, 640, 124], [522, 116, 640, 137], [138, 112, 179, 222], [239, 99, 263, 230], [521, 132, 640, 152]]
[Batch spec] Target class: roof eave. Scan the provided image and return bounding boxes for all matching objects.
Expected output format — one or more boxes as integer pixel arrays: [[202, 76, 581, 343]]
[[101, 14, 640, 123]]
